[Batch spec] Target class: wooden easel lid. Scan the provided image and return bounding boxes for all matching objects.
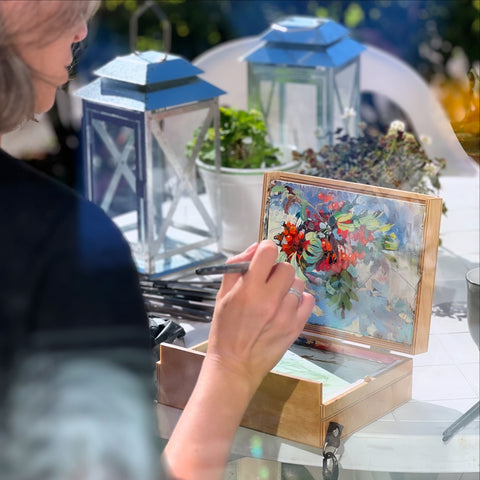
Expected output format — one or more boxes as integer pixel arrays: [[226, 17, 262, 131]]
[[260, 172, 443, 355]]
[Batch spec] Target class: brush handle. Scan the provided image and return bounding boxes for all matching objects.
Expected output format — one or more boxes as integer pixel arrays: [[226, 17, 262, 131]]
[[195, 262, 251, 276]]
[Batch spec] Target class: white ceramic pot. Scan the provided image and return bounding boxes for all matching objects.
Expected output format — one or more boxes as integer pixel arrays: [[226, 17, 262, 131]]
[[197, 159, 299, 254]]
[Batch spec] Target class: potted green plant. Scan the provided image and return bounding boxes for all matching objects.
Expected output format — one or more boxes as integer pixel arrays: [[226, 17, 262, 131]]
[[294, 120, 447, 214], [190, 106, 299, 252]]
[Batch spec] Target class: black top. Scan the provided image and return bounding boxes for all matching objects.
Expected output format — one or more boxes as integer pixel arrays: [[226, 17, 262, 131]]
[[0, 148, 151, 385], [0, 148, 164, 478]]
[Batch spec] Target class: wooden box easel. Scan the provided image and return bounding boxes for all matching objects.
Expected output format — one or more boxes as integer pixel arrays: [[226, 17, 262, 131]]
[[157, 173, 442, 447]]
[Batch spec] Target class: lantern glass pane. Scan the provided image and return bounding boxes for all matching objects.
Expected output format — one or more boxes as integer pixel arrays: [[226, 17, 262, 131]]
[[88, 116, 139, 231], [332, 60, 360, 139], [248, 56, 361, 152], [249, 64, 333, 152], [132, 106, 220, 275]]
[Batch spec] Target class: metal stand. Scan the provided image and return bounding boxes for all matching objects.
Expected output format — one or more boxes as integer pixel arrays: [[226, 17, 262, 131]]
[[442, 401, 480, 442]]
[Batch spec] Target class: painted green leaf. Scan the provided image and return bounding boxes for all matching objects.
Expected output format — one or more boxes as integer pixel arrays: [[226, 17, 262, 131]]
[[379, 223, 394, 232], [349, 289, 359, 302], [291, 255, 308, 283], [340, 269, 353, 285], [359, 214, 382, 230], [300, 201, 309, 221], [342, 293, 352, 310], [271, 185, 286, 194], [325, 279, 337, 296], [337, 222, 355, 232], [328, 292, 339, 306], [335, 212, 354, 222], [383, 253, 399, 265]]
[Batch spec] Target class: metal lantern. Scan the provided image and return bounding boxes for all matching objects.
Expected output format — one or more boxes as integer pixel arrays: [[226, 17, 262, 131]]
[[76, 49, 225, 276], [244, 16, 365, 151]]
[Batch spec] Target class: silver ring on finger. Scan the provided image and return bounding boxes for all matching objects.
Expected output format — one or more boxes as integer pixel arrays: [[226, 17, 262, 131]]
[[288, 287, 303, 305]]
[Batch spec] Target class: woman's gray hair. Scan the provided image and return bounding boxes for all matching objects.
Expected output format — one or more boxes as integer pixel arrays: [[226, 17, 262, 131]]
[[0, 0, 100, 134]]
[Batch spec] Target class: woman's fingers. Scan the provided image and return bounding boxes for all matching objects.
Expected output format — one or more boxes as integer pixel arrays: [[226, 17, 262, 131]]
[[264, 261, 296, 296], [284, 278, 306, 308], [297, 291, 315, 326], [225, 242, 258, 265], [262, 277, 314, 350], [285, 280, 315, 335], [213, 239, 315, 359], [246, 240, 282, 284], [217, 242, 258, 296], [218, 240, 281, 298]]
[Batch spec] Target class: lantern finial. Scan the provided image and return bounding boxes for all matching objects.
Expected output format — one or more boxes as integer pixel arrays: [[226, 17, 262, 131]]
[[129, 0, 171, 62]]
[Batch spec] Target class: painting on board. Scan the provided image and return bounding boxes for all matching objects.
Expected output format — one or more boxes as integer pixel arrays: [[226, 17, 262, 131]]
[[260, 172, 442, 351]]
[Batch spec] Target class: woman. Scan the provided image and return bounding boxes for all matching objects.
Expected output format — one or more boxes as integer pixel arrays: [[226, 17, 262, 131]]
[[0, 2, 314, 479]]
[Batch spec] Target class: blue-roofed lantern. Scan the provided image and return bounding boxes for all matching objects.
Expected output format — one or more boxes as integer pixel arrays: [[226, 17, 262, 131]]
[[76, 3, 224, 276], [243, 16, 365, 151]]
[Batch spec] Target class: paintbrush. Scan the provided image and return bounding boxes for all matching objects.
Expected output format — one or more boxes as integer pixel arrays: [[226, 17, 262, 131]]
[[142, 292, 215, 313], [195, 261, 251, 276], [144, 298, 213, 322], [139, 280, 219, 301]]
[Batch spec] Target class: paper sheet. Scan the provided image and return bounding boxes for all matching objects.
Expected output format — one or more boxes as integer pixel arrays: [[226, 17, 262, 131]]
[[272, 349, 352, 400]]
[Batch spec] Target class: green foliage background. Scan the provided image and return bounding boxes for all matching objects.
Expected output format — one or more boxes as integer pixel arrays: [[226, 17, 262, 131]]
[[89, 0, 479, 84]]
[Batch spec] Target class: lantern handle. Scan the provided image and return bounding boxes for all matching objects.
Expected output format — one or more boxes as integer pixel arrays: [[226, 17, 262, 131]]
[[129, 0, 171, 61]]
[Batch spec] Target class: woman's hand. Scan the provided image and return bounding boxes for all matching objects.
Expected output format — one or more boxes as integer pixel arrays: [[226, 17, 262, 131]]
[[206, 239, 315, 394], [163, 240, 314, 480]]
